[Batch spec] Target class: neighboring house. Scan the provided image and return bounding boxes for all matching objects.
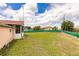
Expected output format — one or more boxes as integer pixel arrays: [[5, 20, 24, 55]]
[[74, 26, 79, 32], [42, 26, 53, 30], [57, 26, 61, 30], [24, 26, 31, 31], [0, 20, 24, 49]]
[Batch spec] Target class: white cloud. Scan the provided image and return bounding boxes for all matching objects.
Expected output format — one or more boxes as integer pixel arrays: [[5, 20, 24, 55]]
[[20, 3, 37, 26], [0, 3, 79, 27], [30, 3, 79, 27], [0, 3, 17, 20]]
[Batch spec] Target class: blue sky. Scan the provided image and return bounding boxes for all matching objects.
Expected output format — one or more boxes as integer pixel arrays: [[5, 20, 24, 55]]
[[36, 3, 50, 14], [6, 3, 50, 14], [6, 3, 25, 10]]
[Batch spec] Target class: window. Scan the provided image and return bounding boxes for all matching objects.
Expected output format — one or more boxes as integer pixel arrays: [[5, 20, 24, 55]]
[[16, 25, 20, 33], [10, 29, 11, 32]]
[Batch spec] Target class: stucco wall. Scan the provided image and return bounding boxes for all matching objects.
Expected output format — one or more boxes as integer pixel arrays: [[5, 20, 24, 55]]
[[0, 27, 13, 49]]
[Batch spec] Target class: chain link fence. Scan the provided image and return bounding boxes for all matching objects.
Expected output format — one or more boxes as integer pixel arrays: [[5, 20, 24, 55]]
[[24, 30, 79, 38]]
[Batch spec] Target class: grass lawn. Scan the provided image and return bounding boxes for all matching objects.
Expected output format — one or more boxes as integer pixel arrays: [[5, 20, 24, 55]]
[[1, 32, 79, 56]]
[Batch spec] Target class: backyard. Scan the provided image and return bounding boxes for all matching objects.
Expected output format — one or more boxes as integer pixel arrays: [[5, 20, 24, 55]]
[[0, 32, 79, 56]]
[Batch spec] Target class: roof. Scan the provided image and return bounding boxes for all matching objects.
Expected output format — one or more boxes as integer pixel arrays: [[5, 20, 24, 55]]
[[42, 26, 53, 29], [0, 24, 12, 28], [0, 20, 24, 25]]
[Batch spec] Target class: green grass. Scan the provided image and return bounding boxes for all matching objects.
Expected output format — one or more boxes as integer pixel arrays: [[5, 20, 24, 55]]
[[1, 32, 79, 56], [24, 30, 61, 32]]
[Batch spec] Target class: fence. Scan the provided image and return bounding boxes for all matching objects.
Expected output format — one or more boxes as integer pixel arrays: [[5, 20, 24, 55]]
[[64, 31, 79, 38], [24, 30, 62, 32], [24, 30, 79, 38]]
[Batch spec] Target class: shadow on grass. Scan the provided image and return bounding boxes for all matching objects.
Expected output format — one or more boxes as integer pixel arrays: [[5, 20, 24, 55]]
[[24, 34, 29, 37], [0, 40, 18, 56], [0, 34, 29, 56]]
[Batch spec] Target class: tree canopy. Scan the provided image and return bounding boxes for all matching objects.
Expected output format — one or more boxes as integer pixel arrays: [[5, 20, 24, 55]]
[[61, 21, 74, 31]]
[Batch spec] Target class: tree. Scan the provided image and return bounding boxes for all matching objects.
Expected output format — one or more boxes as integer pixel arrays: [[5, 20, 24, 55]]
[[61, 21, 74, 31], [33, 26, 41, 30], [52, 26, 58, 30]]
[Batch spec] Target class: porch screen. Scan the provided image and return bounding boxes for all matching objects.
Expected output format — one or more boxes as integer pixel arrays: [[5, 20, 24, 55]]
[[16, 25, 20, 33]]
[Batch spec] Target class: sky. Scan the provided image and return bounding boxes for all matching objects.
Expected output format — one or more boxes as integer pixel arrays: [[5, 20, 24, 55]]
[[0, 3, 79, 28]]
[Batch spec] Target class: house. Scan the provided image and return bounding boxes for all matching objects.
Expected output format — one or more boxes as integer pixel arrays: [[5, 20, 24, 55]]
[[57, 26, 61, 30], [24, 26, 31, 31], [42, 26, 53, 30], [0, 20, 24, 39], [0, 20, 24, 49], [0, 24, 14, 49]]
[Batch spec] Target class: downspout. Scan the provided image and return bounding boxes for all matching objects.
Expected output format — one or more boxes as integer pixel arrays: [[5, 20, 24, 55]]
[[13, 25, 15, 39], [20, 25, 22, 39]]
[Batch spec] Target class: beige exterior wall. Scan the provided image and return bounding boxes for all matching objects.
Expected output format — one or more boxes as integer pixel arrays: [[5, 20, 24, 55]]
[[0, 27, 13, 49], [44, 28, 52, 30]]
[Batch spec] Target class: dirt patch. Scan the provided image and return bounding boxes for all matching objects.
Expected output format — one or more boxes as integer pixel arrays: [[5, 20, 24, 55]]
[[61, 32, 79, 46]]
